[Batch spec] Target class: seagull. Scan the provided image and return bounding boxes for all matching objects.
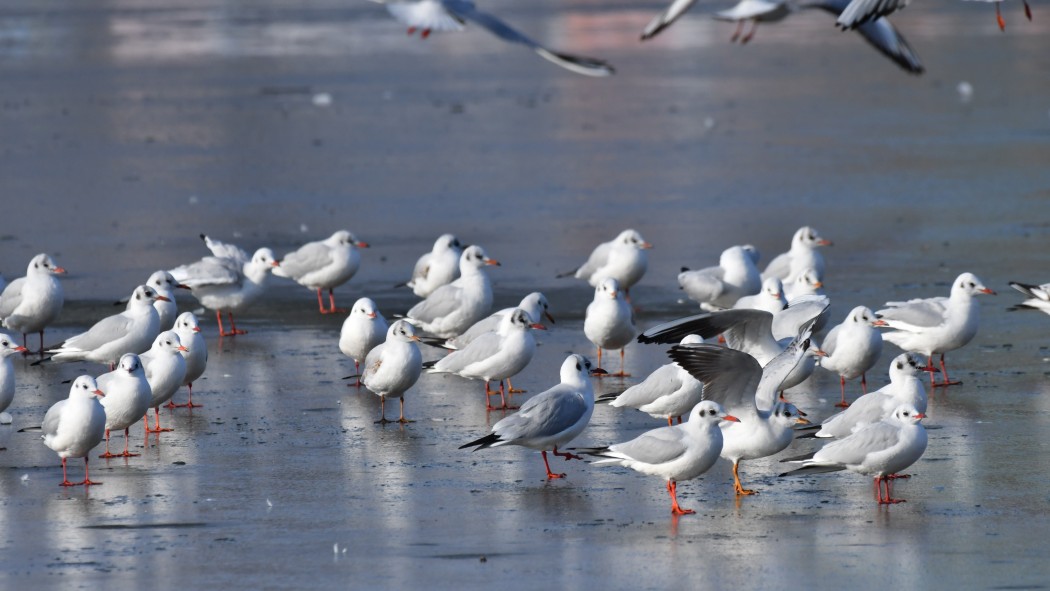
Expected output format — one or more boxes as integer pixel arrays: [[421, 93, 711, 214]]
[[370, 0, 615, 77], [783, 269, 830, 332], [170, 234, 280, 337], [832, 0, 909, 29], [402, 234, 463, 298], [642, 0, 923, 74], [96, 353, 151, 458], [1008, 281, 1050, 316], [819, 305, 884, 407], [362, 320, 423, 424], [963, 0, 1033, 31], [807, 353, 929, 439], [140, 270, 188, 331], [0, 333, 28, 426], [25, 375, 106, 486], [140, 331, 188, 433], [582, 400, 737, 515], [733, 277, 787, 315], [780, 404, 927, 504], [426, 308, 545, 410], [762, 226, 832, 284], [639, 295, 830, 393], [406, 245, 499, 338], [272, 230, 369, 314], [42, 285, 166, 368], [559, 229, 652, 295], [459, 354, 604, 479], [678, 245, 762, 311], [668, 321, 815, 496], [170, 312, 208, 408], [598, 335, 706, 426], [339, 298, 388, 387], [584, 278, 637, 377], [876, 272, 995, 387], [0, 253, 66, 354]]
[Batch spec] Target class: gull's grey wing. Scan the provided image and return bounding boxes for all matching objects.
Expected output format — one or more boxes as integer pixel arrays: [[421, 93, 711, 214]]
[[170, 256, 242, 289], [0, 277, 26, 318], [755, 318, 816, 412], [41, 399, 66, 438], [877, 297, 947, 328], [669, 343, 761, 419], [641, 0, 700, 40], [801, 0, 923, 74], [202, 235, 250, 264], [761, 252, 792, 282], [639, 309, 775, 349], [835, 0, 909, 29], [59, 314, 135, 352], [441, 0, 615, 77], [814, 419, 901, 465], [275, 241, 333, 279], [433, 330, 502, 373], [407, 282, 464, 323], [498, 385, 587, 441], [772, 294, 829, 342], [613, 363, 683, 408], [610, 427, 689, 465]]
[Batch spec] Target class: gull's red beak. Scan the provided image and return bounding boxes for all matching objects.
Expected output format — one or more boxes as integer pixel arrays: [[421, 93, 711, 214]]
[[722, 414, 740, 423]]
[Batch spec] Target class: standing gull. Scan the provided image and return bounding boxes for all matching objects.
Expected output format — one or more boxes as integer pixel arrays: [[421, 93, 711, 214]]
[[560, 229, 652, 295], [170, 312, 208, 408], [362, 320, 423, 424], [141, 331, 188, 433], [25, 376, 106, 486], [762, 226, 832, 284], [677, 245, 762, 311], [132, 270, 188, 331], [780, 404, 927, 504], [0, 253, 66, 353], [581, 401, 737, 515], [584, 278, 637, 377], [406, 245, 499, 339], [43, 285, 165, 368], [876, 272, 995, 387], [96, 353, 151, 458], [402, 234, 463, 298], [339, 298, 388, 387], [598, 335, 706, 426], [459, 354, 605, 479], [0, 333, 28, 426], [371, 0, 615, 76], [819, 305, 884, 407], [273, 230, 369, 314], [170, 234, 280, 336]]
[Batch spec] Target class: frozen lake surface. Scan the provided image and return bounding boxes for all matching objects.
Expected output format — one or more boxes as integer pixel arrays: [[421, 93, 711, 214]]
[[1, 0, 1050, 588]]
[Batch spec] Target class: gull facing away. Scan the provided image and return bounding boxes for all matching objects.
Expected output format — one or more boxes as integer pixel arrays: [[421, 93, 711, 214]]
[[371, 0, 615, 77], [401, 234, 463, 298], [170, 234, 280, 337], [339, 298, 388, 387], [581, 401, 738, 515], [677, 245, 762, 311], [460, 354, 605, 479], [598, 335, 706, 426], [819, 305, 884, 407], [668, 320, 815, 496], [0, 253, 66, 354], [96, 353, 151, 458], [272, 230, 369, 314], [362, 320, 423, 424], [762, 226, 832, 284], [21, 376, 106, 486], [780, 404, 927, 504], [876, 272, 995, 387], [559, 229, 652, 295], [42, 285, 166, 368], [406, 245, 500, 339]]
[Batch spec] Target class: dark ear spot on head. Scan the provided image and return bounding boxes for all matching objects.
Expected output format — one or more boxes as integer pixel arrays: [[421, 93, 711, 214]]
[[896, 362, 903, 369]]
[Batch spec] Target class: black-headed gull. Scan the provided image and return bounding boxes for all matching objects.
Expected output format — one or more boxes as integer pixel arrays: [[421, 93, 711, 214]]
[[170, 234, 280, 337], [800, 0, 925, 73], [406, 245, 499, 338], [733, 277, 787, 315], [876, 272, 995, 387], [170, 312, 208, 408], [819, 305, 884, 407], [584, 278, 637, 377], [459, 354, 604, 479], [43, 285, 166, 368], [598, 335, 705, 426], [714, 0, 792, 43], [96, 353, 151, 458], [402, 234, 463, 298], [273, 230, 369, 314], [339, 298, 388, 387], [426, 308, 545, 410], [0, 253, 66, 354], [371, 0, 615, 77], [807, 353, 928, 439], [141, 331, 188, 433], [26, 375, 106, 486], [1009, 281, 1050, 316], [762, 226, 831, 285], [669, 321, 814, 496], [678, 245, 762, 311], [560, 229, 651, 295], [0, 333, 28, 424], [362, 320, 423, 424], [582, 400, 738, 515], [780, 404, 927, 504]]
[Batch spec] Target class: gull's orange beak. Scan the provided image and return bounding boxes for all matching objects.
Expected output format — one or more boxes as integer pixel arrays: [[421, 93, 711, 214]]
[[192, 326, 202, 333], [640, 241, 653, 250], [980, 288, 996, 295], [155, 295, 171, 302], [356, 241, 370, 248], [485, 258, 500, 266], [915, 413, 927, 420], [722, 414, 741, 423], [14, 345, 27, 353], [272, 261, 281, 267], [817, 239, 833, 246], [529, 323, 547, 331], [367, 312, 377, 319], [177, 345, 189, 352], [795, 417, 811, 425], [53, 266, 68, 274], [813, 349, 828, 357], [871, 319, 889, 327], [94, 389, 105, 397], [812, 281, 824, 289]]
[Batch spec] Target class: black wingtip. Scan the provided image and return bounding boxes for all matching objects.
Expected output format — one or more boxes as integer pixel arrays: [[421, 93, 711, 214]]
[[422, 360, 438, 370], [199, 233, 207, 242], [459, 432, 500, 450], [340, 374, 361, 380], [30, 356, 52, 367]]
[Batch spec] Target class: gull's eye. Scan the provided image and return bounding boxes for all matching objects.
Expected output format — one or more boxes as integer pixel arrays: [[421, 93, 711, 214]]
[[575, 362, 581, 371]]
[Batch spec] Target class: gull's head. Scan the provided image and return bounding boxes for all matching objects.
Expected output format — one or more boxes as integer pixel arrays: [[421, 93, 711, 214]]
[[147, 270, 183, 295], [388, 320, 420, 343], [436, 233, 463, 253], [848, 306, 877, 326], [890, 353, 929, 379], [890, 404, 925, 425], [461, 245, 499, 269], [152, 330, 187, 354], [795, 226, 832, 248], [117, 353, 143, 375], [0, 332, 28, 357], [252, 248, 280, 270], [955, 272, 996, 297], [596, 277, 621, 301], [762, 277, 784, 299], [175, 311, 202, 334], [562, 354, 604, 382], [691, 400, 737, 425], [617, 229, 652, 250], [772, 401, 809, 427], [29, 253, 66, 276], [70, 375, 104, 399], [352, 297, 380, 320]]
